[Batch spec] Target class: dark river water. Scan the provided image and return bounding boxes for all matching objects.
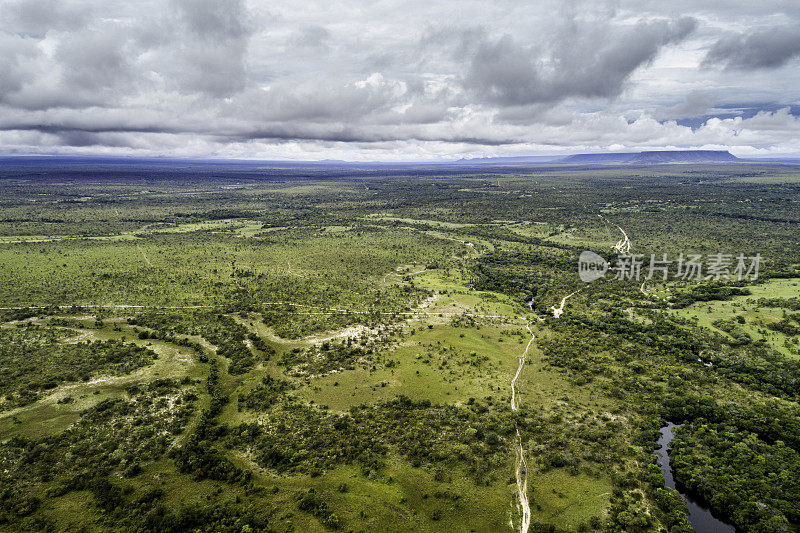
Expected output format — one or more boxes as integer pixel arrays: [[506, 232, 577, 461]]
[[655, 423, 737, 533]]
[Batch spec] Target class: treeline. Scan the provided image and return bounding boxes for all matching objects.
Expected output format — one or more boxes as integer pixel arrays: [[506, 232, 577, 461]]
[[662, 394, 800, 448], [656, 385, 800, 531], [670, 282, 751, 308], [470, 249, 572, 308], [765, 315, 800, 336], [131, 327, 206, 355], [671, 429, 798, 532], [228, 395, 512, 485], [544, 310, 800, 402], [171, 358, 250, 484], [757, 297, 800, 310], [238, 375, 293, 411]]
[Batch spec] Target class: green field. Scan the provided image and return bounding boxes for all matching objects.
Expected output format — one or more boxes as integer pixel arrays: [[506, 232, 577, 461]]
[[672, 278, 800, 359], [0, 163, 798, 532]]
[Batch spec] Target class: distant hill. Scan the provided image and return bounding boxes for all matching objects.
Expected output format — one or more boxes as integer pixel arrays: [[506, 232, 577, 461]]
[[457, 155, 564, 164], [461, 150, 741, 166], [560, 150, 739, 165], [628, 150, 738, 164], [559, 153, 639, 164]]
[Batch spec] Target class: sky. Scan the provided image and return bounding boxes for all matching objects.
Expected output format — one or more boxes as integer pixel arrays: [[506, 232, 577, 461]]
[[1, 0, 800, 161]]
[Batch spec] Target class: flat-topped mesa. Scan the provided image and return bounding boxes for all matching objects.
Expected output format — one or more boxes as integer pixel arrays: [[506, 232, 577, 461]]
[[560, 149, 738, 165]]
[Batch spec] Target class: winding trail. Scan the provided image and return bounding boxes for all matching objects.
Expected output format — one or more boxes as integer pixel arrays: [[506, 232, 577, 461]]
[[603, 214, 668, 305], [612, 226, 631, 254], [599, 214, 630, 254], [511, 325, 536, 412], [550, 290, 580, 318], [510, 324, 536, 533], [137, 245, 153, 267], [512, 283, 580, 530]]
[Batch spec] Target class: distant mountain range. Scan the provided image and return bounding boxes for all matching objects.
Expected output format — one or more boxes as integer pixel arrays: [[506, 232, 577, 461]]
[[462, 150, 741, 165], [6, 150, 800, 169]]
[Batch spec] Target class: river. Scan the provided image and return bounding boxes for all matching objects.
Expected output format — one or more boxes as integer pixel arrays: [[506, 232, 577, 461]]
[[655, 423, 737, 533]]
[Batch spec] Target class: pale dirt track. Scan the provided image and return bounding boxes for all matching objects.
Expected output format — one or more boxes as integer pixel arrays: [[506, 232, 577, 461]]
[[510, 324, 536, 533], [512, 284, 574, 533]]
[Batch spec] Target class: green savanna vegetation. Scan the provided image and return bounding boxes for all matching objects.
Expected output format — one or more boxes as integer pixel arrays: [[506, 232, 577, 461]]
[[0, 161, 799, 532]]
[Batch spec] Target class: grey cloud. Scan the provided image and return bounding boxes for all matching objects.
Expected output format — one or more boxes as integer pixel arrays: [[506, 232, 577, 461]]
[[231, 76, 404, 123], [0, 115, 515, 146], [654, 92, 717, 121], [362, 52, 400, 72], [1, 23, 142, 110], [493, 104, 571, 126], [288, 25, 332, 52], [3, 103, 800, 156], [628, 0, 800, 20], [56, 130, 137, 148], [169, 43, 249, 96], [166, 0, 253, 96], [465, 36, 541, 106], [703, 26, 800, 70], [1, 0, 92, 36], [55, 29, 133, 93], [0, 34, 39, 96], [173, 0, 249, 40], [465, 16, 697, 106], [417, 25, 487, 61]]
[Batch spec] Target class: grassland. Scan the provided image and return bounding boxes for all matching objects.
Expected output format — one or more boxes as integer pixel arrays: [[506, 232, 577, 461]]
[[672, 278, 800, 359], [0, 161, 798, 532]]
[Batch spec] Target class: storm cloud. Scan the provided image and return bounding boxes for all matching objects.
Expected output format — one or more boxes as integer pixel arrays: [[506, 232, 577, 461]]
[[465, 16, 697, 105], [0, 0, 798, 160], [703, 26, 800, 70]]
